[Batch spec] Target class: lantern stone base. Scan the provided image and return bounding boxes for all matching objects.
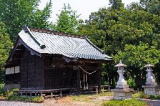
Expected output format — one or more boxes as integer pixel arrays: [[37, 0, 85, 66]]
[[143, 85, 160, 95], [112, 88, 134, 100]]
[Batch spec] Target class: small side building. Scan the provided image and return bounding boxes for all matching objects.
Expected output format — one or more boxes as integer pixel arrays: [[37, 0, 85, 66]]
[[5, 27, 111, 95]]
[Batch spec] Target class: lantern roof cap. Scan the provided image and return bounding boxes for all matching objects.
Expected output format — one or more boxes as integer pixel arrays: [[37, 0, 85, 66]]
[[144, 64, 154, 68], [115, 60, 127, 67]]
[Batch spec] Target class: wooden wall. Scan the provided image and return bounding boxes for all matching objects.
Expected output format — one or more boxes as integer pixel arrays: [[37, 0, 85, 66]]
[[44, 56, 101, 90], [44, 56, 77, 89], [5, 73, 20, 84], [6, 45, 102, 91], [20, 49, 44, 89]]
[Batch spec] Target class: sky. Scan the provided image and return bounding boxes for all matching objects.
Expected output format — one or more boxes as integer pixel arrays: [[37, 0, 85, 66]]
[[39, 0, 140, 23]]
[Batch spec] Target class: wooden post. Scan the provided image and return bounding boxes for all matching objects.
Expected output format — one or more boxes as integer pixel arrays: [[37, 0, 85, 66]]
[[51, 92, 53, 97], [77, 69, 80, 94], [30, 92, 32, 96], [40, 92, 42, 96], [60, 89, 62, 97], [20, 92, 22, 96], [96, 86, 98, 94], [98, 65, 102, 93]]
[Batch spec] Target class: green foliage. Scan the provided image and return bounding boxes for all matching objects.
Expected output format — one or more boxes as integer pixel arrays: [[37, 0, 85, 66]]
[[114, 43, 160, 68], [51, 4, 80, 34], [132, 92, 149, 99], [4, 88, 19, 97], [149, 95, 160, 100], [0, 0, 52, 41], [79, 2, 160, 88], [0, 22, 12, 82], [7, 96, 44, 103], [0, 83, 4, 96], [103, 99, 147, 106], [127, 77, 136, 88], [140, 0, 160, 15], [30, 0, 52, 29], [4, 88, 44, 103], [109, 0, 124, 10]]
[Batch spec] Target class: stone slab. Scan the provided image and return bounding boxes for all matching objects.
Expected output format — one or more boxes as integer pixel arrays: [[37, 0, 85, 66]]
[[111, 88, 134, 100], [143, 85, 160, 95]]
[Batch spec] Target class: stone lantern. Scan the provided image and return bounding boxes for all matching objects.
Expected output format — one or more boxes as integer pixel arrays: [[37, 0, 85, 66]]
[[143, 64, 159, 95], [112, 60, 134, 100]]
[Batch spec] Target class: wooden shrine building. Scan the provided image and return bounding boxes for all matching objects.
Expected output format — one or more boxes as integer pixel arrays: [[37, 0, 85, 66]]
[[5, 27, 111, 96]]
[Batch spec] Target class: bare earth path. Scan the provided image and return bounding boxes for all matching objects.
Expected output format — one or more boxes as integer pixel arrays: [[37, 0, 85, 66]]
[[0, 97, 159, 106], [0, 96, 113, 106], [0, 101, 43, 106], [0, 100, 96, 106]]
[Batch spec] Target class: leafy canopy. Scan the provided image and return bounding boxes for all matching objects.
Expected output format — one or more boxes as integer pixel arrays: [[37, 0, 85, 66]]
[[140, 0, 160, 15], [0, 0, 52, 41], [109, 0, 124, 10], [51, 4, 80, 34], [78, 1, 160, 87], [0, 22, 12, 70]]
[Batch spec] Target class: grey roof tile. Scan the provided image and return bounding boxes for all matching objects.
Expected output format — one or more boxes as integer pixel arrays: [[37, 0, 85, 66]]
[[18, 28, 111, 60]]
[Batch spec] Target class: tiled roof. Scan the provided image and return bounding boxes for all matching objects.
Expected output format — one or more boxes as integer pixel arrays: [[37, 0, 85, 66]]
[[18, 27, 111, 60]]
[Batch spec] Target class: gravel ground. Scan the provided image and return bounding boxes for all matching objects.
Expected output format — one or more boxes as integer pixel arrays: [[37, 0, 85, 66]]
[[0, 101, 95, 106], [0, 101, 43, 106], [0, 97, 160, 106]]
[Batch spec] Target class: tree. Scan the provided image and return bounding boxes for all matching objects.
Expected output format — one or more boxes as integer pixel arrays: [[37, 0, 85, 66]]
[[51, 4, 80, 34], [79, 6, 160, 88], [0, 22, 13, 83], [30, 1, 52, 28], [0, 0, 52, 41], [109, 0, 124, 10], [114, 43, 160, 88], [140, 0, 160, 15]]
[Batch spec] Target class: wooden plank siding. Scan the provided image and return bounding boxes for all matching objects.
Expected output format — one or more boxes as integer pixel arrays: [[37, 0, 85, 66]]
[[20, 49, 44, 89], [6, 47, 102, 93], [44, 56, 77, 89], [5, 73, 20, 84]]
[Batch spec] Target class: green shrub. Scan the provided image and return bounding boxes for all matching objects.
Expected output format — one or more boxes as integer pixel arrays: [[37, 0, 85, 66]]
[[4, 88, 19, 97], [148, 95, 160, 100], [127, 78, 136, 88], [7, 95, 44, 103], [31, 96, 44, 103], [132, 92, 160, 100], [132, 92, 149, 99], [103, 99, 148, 106], [0, 84, 5, 96]]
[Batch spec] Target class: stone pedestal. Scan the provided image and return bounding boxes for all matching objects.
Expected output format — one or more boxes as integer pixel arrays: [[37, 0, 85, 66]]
[[112, 88, 133, 100], [143, 86, 159, 95], [112, 61, 134, 100], [143, 64, 159, 95]]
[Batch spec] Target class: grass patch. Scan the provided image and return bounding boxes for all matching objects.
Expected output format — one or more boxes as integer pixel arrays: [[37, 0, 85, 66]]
[[102, 99, 148, 106], [70, 92, 113, 102], [71, 94, 91, 102], [7, 95, 44, 103], [98, 92, 113, 96], [132, 92, 160, 100], [132, 92, 149, 99]]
